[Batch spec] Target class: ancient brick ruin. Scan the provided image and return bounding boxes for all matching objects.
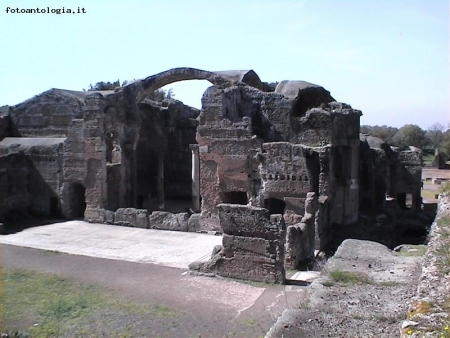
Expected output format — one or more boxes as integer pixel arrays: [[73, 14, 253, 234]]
[[0, 68, 424, 283]]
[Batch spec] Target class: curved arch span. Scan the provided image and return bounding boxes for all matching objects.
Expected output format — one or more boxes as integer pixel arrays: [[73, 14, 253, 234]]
[[120, 67, 263, 103]]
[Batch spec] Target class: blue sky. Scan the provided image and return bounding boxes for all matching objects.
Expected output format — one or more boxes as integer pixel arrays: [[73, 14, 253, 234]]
[[0, 0, 448, 129]]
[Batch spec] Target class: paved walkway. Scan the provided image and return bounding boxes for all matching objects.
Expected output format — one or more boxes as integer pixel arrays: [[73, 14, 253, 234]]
[[0, 220, 222, 268]]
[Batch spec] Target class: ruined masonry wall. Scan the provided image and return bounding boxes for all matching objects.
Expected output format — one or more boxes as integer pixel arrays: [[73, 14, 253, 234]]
[[258, 142, 315, 217], [0, 140, 64, 218], [189, 204, 286, 284], [0, 153, 31, 217], [9, 89, 84, 138], [401, 194, 450, 337]]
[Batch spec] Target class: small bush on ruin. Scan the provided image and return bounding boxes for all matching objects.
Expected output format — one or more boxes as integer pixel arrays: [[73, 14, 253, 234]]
[[328, 270, 372, 285]]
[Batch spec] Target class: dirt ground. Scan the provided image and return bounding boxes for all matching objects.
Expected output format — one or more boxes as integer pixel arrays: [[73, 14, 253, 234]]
[[1, 244, 308, 338]]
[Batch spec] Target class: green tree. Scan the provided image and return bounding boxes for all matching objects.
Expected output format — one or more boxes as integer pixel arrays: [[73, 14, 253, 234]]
[[86, 80, 121, 91], [426, 122, 445, 149], [441, 126, 450, 156], [148, 88, 174, 101], [360, 125, 398, 144], [391, 124, 427, 148], [165, 88, 175, 99]]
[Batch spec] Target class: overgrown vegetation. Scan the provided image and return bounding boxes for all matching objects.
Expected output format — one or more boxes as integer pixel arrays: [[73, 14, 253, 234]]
[[328, 270, 372, 285], [423, 148, 435, 164], [436, 216, 450, 275], [441, 183, 450, 194], [1, 268, 178, 337], [395, 245, 428, 257]]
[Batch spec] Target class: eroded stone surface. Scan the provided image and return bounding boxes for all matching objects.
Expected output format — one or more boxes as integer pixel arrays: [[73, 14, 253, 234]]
[[149, 211, 189, 231], [401, 194, 450, 338], [0, 67, 427, 283], [267, 239, 422, 338], [189, 204, 286, 283]]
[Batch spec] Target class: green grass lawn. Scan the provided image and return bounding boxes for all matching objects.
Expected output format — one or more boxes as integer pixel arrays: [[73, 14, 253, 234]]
[[422, 189, 438, 200], [0, 267, 178, 337]]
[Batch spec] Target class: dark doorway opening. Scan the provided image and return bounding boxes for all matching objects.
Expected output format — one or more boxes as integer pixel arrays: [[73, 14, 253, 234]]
[[400, 228, 428, 245], [69, 183, 86, 218], [264, 197, 286, 215], [221, 191, 248, 205], [50, 197, 59, 217], [397, 193, 407, 209]]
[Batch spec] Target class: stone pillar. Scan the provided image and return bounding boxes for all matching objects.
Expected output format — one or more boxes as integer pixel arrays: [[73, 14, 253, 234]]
[[190, 144, 200, 213], [157, 151, 165, 210]]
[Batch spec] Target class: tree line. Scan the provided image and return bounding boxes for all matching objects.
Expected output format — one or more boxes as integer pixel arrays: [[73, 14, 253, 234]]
[[361, 122, 450, 155]]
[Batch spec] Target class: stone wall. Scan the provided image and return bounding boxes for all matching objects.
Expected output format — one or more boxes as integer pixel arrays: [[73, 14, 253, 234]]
[[0, 153, 31, 219], [7, 89, 86, 138], [135, 99, 199, 205], [0, 106, 10, 140], [196, 83, 361, 236], [189, 204, 286, 283], [401, 194, 450, 337], [0, 138, 65, 219], [257, 142, 318, 220], [359, 135, 423, 213], [393, 147, 422, 210], [101, 207, 192, 232], [74, 93, 109, 222], [285, 192, 317, 269]]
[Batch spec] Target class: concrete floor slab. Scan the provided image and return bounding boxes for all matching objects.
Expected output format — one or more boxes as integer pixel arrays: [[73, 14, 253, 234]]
[[290, 271, 321, 282], [0, 220, 222, 269]]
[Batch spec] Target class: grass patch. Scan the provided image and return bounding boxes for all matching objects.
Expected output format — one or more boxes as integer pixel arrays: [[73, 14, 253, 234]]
[[439, 323, 450, 338], [242, 318, 258, 326], [437, 216, 450, 238], [436, 216, 450, 275], [395, 245, 428, 257], [1, 268, 178, 337], [436, 244, 450, 275], [41, 250, 62, 256], [421, 189, 438, 200], [441, 183, 450, 194], [328, 270, 372, 285]]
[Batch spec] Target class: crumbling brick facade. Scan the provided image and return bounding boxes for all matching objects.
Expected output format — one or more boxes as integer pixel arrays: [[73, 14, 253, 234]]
[[0, 67, 423, 283]]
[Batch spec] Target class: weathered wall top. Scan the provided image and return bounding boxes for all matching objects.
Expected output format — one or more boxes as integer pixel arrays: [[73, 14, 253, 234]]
[[0, 137, 65, 156], [359, 134, 387, 150], [276, 80, 334, 99]]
